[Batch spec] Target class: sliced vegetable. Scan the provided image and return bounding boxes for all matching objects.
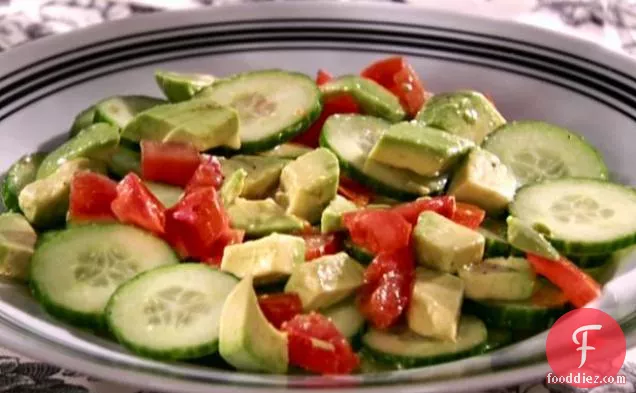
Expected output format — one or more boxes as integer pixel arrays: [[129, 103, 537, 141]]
[[337, 176, 374, 207], [107, 146, 141, 178], [226, 198, 305, 238], [220, 155, 287, 200], [144, 181, 183, 209], [342, 237, 374, 265], [506, 216, 560, 260], [526, 253, 601, 308], [342, 209, 412, 255], [258, 292, 303, 329], [452, 202, 486, 230], [95, 95, 165, 129], [140, 141, 201, 188], [0, 213, 37, 281], [68, 171, 117, 222], [219, 168, 246, 206], [321, 297, 366, 342], [1, 152, 46, 212], [458, 257, 535, 301], [69, 106, 96, 138], [155, 70, 216, 102], [185, 155, 224, 192], [302, 232, 342, 261], [390, 196, 456, 225], [111, 173, 167, 236]]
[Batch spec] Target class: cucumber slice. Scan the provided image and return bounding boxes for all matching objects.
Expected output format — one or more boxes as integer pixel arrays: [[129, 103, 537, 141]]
[[320, 75, 405, 122], [459, 257, 535, 301], [362, 316, 487, 368], [482, 121, 608, 187], [144, 182, 183, 208], [69, 106, 97, 138], [582, 257, 618, 284], [106, 263, 237, 360], [260, 143, 313, 159], [570, 253, 613, 268], [463, 282, 568, 331], [320, 114, 448, 199], [478, 219, 513, 258], [30, 224, 179, 327], [155, 70, 216, 102], [2, 153, 46, 212], [107, 146, 141, 178], [481, 328, 513, 353], [197, 70, 322, 153], [94, 95, 166, 129], [342, 237, 374, 264], [510, 179, 636, 255], [321, 297, 365, 342]]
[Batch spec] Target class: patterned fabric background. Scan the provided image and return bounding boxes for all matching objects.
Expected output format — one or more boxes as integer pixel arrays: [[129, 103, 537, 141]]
[[1, 0, 636, 392]]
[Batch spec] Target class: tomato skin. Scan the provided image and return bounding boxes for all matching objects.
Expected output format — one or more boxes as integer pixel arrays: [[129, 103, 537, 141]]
[[391, 196, 456, 225], [526, 254, 601, 308], [186, 155, 224, 192], [361, 56, 426, 117], [69, 172, 118, 222], [164, 187, 229, 260], [452, 202, 486, 229], [316, 69, 333, 86], [282, 312, 359, 374], [303, 232, 342, 261], [141, 140, 201, 187], [357, 247, 415, 329], [205, 228, 245, 266], [111, 173, 166, 235], [342, 210, 412, 254], [337, 176, 374, 207], [258, 293, 303, 329]]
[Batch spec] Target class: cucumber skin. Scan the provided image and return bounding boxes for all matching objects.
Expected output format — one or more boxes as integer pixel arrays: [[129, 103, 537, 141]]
[[319, 131, 440, 201], [360, 341, 487, 369], [463, 299, 568, 331], [105, 264, 234, 360], [198, 70, 323, 154], [480, 329, 513, 353], [343, 238, 374, 264]]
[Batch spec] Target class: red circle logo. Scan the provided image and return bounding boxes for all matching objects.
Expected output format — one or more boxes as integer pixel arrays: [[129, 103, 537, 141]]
[[546, 308, 626, 388]]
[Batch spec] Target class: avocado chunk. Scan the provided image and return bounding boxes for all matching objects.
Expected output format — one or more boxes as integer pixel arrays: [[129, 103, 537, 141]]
[[220, 168, 247, 206], [0, 213, 37, 280], [144, 181, 183, 208], [36, 123, 119, 180], [220, 233, 305, 284], [284, 252, 364, 310], [2, 152, 47, 212], [226, 198, 305, 237], [107, 145, 141, 178], [368, 122, 474, 177], [321, 195, 358, 233], [448, 148, 516, 215], [19, 159, 107, 229], [279, 148, 339, 223], [415, 90, 506, 144], [407, 268, 464, 341], [219, 275, 288, 373], [155, 70, 216, 102], [94, 95, 166, 129], [320, 75, 406, 122], [69, 106, 97, 138], [260, 143, 313, 159], [459, 257, 535, 301], [121, 100, 240, 151], [321, 297, 365, 341], [412, 211, 485, 273], [220, 155, 288, 200], [506, 216, 560, 260]]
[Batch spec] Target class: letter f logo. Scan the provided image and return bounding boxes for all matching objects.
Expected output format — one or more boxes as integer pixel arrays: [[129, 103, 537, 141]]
[[572, 324, 602, 368]]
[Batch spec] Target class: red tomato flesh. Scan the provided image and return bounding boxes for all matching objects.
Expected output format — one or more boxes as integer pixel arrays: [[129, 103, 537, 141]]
[[316, 69, 333, 86], [337, 176, 374, 207], [342, 210, 412, 254], [258, 293, 303, 329], [205, 228, 245, 266], [111, 173, 166, 235], [141, 140, 201, 187], [452, 202, 486, 229], [69, 171, 118, 222], [357, 247, 415, 329], [282, 312, 359, 375], [164, 187, 229, 260], [391, 196, 456, 225], [186, 155, 224, 192], [361, 56, 426, 117], [303, 232, 342, 261], [526, 253, 601, 308]]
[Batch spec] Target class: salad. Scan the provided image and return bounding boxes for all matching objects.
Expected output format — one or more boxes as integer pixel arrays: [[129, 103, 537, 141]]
[[1, 56, 635, 375]]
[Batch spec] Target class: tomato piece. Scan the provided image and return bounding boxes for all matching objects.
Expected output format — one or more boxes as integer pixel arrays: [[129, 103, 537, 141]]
[[111, 173, 166, 235], [141, 140, 201, 187], [342, 210, 412, 254], [303, 232, 342, 261], [316, 69, 333, 86], [205, 228, 245, 266], [186, 155, 224, 192], [451, 202, 486, 229], [390, 196, 455, 225], [337, 176, 374, 206], [357, 247, 415, 329], [164, 187, 229, 260], [258, 293, 303, 329], [526, 253, 601, 308], [69, 171, 118, 222], [531, 282, 568, 308], [282, 312, 359, 374], [361, 56, 426, 117]]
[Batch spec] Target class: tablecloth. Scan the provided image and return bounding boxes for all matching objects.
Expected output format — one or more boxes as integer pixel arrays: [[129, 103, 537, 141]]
[[1, 1, 636, 392]]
